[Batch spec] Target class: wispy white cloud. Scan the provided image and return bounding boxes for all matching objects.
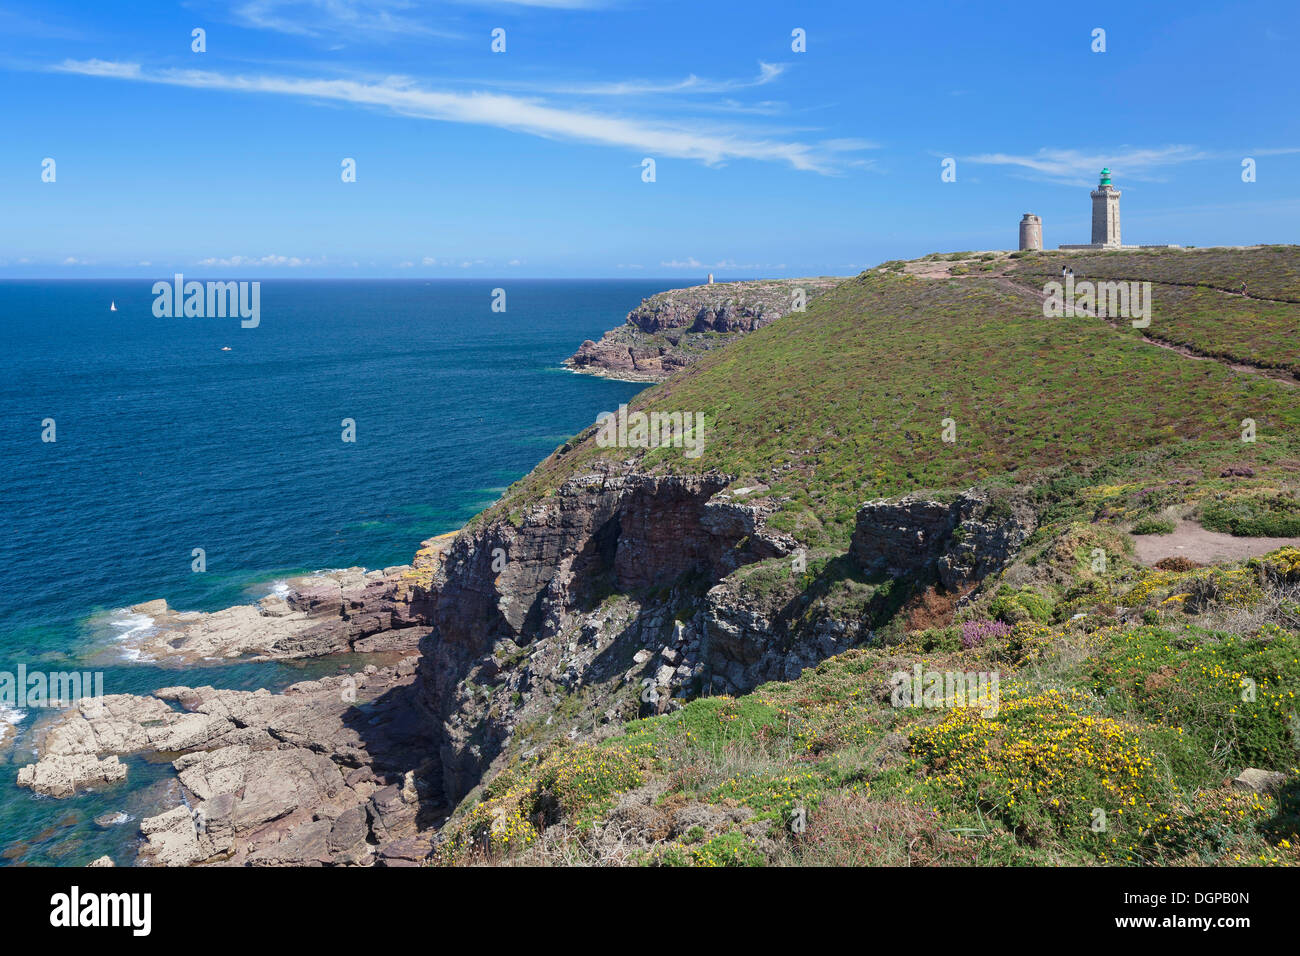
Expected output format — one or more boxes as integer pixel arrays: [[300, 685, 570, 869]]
[[348, 61, 795, 116], [400, 256, 517, 267], [820, 137, 879, 153], [538, 62, 788, 96], [64, 59, 143, 78], [197, 254, 321, 267], [695, 98, 788, 116], [54, 59, 869, 173], [229, 0, 612, 40], [963, 144, 1300, 186], [659, 257, 783, 271], [961, 145, 1209, 185], [353, 61, 801, 118], [230, 1, 461, 40]]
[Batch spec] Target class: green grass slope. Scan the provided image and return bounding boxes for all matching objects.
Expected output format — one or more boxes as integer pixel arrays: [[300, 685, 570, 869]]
[[496, 247, 1300, 550], [1006, 246, 1300, 377]]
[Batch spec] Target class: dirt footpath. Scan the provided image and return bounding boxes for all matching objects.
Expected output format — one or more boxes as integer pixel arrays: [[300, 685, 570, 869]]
[[1132, 519, 1300, 567]]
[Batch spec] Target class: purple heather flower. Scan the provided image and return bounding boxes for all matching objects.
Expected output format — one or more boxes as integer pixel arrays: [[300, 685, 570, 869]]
[[961, 619, 1013, 649]]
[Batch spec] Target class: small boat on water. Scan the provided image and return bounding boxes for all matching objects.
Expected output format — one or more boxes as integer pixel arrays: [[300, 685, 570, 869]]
[[109, 301, 117, 311], [220, 346, 232, 351]]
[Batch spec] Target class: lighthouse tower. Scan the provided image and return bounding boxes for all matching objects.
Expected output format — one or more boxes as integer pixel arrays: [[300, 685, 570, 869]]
[[1090, 167, 1121, 247]]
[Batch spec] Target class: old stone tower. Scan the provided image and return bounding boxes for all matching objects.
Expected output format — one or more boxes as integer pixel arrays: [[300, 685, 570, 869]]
[[1018, 213, 1042, 251], [1091, 167, 1121, 247]]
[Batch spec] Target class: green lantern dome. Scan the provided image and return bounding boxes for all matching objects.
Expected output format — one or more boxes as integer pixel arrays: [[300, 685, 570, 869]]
[[1099, 167, 1112, 186]]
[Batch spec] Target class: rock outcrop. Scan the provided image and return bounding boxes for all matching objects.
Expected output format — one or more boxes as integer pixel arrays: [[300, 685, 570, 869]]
[[688, 487, 1038, 696], [1233, 767, 1287, 794], [16, 752, 126, 798], [566, 278, 842, 382], [114, 536, 451, 665], [19, 657, 442, 865], [700, 583, 868, 695], [850, 489, 1037, 591], [406, 478, 1037, 808]]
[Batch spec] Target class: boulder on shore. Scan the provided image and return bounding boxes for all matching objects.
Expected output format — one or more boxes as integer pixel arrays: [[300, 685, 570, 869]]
[[16, 753, 126, 798]]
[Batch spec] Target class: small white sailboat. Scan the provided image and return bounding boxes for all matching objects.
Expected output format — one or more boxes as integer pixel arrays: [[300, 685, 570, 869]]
[[110, 301, 117, 311]]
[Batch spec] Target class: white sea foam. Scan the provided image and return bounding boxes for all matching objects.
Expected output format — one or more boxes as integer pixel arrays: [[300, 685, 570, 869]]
[[109, 611, 156, 638], [263, 569, 344, 597], [104, 609, 159, 662]]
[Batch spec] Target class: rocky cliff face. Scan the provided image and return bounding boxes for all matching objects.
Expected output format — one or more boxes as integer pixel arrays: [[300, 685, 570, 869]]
[[566, 278, 843, 382], [675, 488, 1039, 698], [415, 471, 800, 803], [409, 481, 1040, 806], [850, 489, 1037, 591]]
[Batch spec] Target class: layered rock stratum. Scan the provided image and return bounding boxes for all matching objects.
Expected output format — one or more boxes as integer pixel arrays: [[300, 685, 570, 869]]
[[110, 535, 452, 665]]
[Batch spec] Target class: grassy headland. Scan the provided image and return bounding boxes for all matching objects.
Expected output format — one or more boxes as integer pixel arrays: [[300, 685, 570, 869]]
[[440, 246, 1300, 867]]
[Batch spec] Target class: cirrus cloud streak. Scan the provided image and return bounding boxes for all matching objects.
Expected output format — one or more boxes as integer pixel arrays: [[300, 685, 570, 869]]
[[54, 58, 869, 173]]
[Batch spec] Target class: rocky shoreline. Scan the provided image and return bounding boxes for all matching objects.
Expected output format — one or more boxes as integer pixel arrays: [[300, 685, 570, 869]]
[[9, 469, 1035, 866], [109, 534, 455, 666], [19, 654, 439, 865], [565, 277, 843, 382], [8, 533, 456, 865]]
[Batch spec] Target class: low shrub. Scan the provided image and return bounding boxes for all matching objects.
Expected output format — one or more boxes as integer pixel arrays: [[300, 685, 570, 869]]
[[1201, 492, 1300, 537], [907, 688, 1176, 862], [1132, 517, 1176, 535], [989, 587, 1053, 624], [909, 625, 962, 653]]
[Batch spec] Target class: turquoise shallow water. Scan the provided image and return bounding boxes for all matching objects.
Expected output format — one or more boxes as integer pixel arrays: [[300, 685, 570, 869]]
[[0, 278, 660, 864]]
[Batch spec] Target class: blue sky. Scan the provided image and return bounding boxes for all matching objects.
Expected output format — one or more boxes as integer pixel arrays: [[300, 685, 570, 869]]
[[2, 0, 1298, 278]]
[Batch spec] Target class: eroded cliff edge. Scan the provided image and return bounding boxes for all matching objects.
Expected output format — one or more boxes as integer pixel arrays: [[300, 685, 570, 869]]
[[414, 471, 1034, 810], [565, 277, 843, 381]]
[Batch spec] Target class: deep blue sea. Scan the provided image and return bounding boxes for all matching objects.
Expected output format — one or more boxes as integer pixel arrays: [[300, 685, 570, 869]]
[[0, 278, 661, 864]]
